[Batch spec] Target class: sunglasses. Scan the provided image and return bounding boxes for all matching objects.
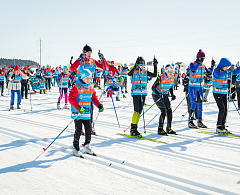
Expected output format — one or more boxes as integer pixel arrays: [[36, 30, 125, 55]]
[[199, 57, 205, 62]]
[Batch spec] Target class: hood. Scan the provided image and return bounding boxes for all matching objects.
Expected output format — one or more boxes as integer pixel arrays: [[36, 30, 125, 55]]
[[217, 58, 231, 69]]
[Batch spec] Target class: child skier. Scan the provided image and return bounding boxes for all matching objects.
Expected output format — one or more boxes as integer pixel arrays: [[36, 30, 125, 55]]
[[39, 78, 46, 94], [121, 64, 129, 93], [152, 64, 176, 135], [0, 69, 5, 96], [212, 58, 240, 133], [104, 71, 121, 101], [9, 65, 22, 109], [128, 56, 157, 137], [69, 69, 104, 157], [57, 66, 71, 109]]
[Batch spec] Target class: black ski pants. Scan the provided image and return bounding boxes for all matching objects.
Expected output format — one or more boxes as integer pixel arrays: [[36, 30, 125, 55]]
[[45, 78, 51, 90], [74, 119, 92, 146], [133, 95, 146, 114], [152, 94, 172, 128], [213, 93, 227, 125], [237, 87, 240, 107], [21, 80, 28, 98], [0, 81, 4, 94]]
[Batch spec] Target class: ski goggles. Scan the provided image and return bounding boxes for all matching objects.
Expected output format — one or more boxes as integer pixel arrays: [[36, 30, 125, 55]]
[[165, 66, 174, 73]]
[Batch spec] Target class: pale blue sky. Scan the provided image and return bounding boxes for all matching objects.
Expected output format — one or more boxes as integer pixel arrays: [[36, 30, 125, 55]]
[[1, 0, 240, 67]]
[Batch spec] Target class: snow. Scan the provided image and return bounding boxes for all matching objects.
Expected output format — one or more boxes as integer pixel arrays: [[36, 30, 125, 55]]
[[0, 78, 240, 195]]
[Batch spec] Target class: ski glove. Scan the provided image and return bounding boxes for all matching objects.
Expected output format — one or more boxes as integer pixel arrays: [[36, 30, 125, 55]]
[[77, 105, 86, 114], [171, 94, 176, 101], [98, 104, 104, 112], [227, 65, 235, 73], [98, 52, 104, 60], [153, 57, 158, 66], [78, 53, 85, 61]]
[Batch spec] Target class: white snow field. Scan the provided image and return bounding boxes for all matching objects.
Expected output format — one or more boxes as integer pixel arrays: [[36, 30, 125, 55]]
[[0, 78, 240, 195]]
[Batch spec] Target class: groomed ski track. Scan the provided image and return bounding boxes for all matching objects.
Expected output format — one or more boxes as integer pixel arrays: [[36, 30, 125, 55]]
[[0, 81, 240, 195]]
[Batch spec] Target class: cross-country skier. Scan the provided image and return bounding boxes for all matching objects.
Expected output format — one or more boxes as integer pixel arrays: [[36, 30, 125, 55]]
[[152, 64, 176, 135], [0, 69, 5, 96], [21, 67, 31, 99], [69, 69, 104, 157], [188, 49, 212, 128], [9, 65, 22, 109], [128, 56, 157, 137], [44, 65, 52, 91], [121, 64, 129, 93], [57, 66, 71, 109], [212, 58, 240, 133]]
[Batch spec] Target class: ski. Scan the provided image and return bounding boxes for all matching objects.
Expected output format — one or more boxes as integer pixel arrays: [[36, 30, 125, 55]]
[[198, 131, 240, 138], [116, 133, 167, 144]]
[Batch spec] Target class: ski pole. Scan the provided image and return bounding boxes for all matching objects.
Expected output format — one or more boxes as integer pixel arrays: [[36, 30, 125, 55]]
[[172, 93, 189, 113], [110, 94, 120, 128], [143, 110, 161, 128], [30, 87, 32, 111], [232, 98, 240, 116], [123, 96, 162, 132], [43, 114, 78, 152], [139, 68, 146, 133]]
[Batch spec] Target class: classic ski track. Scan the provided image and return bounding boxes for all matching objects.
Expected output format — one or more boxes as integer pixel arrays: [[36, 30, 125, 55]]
[[0, 128, 237, 195], [2, 111, 239, 153], [141, 128, 240, 150], [1, 125, 240, 175]]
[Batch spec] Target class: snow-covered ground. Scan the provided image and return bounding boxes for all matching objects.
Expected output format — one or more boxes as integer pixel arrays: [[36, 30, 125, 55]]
[[0, 78, 240, 195]]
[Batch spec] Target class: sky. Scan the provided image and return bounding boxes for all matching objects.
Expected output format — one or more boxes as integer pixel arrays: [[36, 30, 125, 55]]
[[1, 0, 240, 67]]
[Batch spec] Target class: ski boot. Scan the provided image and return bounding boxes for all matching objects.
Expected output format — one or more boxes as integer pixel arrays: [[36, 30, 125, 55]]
[[197, 118, 207, 128], [10, 105, 14, 110], [25, 97, 28, 99], [188, 117, 198, 128], [123, 95, 127, 98], [166, 126, 177, 134], [216, 124, 228, 133], [43, 90, 46, 94], [116, 97, 120, 101], [57, 102, 60, 109], [64, 103, 68, 109], [40, 90, 42, 94], [130, 124, 142, 137], [222, 122, 231, 134], [91, 130, 96, 135], [158, 125, 167, 136], [1, 93, 3, 96], [125, 90, 128, 94], [72, 146, 83, 157], [81, 131, 85, 136], [84, 143, 96, 156], [17, 104, 21, 109]]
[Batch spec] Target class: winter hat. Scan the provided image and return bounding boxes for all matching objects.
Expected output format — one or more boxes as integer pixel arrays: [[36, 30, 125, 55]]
[[111, 61, 114, 65], [1, 69, 4, 73], [14, 65, 20, 71], [27, 65, 30, 68], [80, 69, 92, 80], [196, 49, 205, 59], [124, 63, 127, 67], [83, 44, 92, 53], [217, 58, 231, 69], [24, 67, 28, 71], [63, 66, 68, 70]]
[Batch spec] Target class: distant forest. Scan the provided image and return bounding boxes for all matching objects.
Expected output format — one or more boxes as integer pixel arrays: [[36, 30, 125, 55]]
[[0, 58, 39, 68]]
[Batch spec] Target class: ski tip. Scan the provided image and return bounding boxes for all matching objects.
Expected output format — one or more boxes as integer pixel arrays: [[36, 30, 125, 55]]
[[43, 148, 46, 151], [108, 163, 112, 167], [80, 156, 84, 159]]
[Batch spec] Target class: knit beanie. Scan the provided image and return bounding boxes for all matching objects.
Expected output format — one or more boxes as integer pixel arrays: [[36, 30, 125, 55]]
[[196, 49, 205, 59], [83, 44, 92, 53], [80, 69, 92, 80]]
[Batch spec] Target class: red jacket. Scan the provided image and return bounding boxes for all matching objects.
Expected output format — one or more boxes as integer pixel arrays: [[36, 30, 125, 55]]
[[107, 65, 119, 77], [69, 84, 101, 110], [70, 58, 108, 72]]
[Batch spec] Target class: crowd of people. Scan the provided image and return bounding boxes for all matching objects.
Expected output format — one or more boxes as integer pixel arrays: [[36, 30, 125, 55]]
[[1, 45, 240, 157]]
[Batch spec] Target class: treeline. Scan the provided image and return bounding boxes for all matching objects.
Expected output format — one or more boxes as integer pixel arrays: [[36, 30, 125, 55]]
[[0, 58, 39, 68]]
